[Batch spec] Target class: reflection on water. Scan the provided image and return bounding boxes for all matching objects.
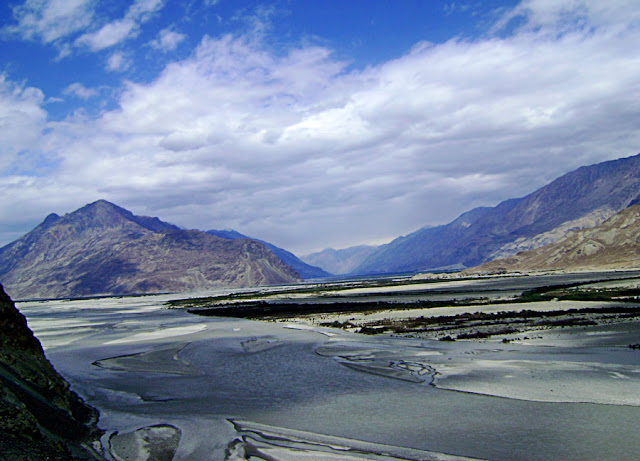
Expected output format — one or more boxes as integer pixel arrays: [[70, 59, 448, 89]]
[[18, 286, 640, 461]]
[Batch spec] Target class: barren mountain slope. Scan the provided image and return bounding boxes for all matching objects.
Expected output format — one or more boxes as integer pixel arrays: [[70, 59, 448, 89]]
[[207, 229, 330, 278], [0, 200, 301, 300], [355, 153, 640, 274], [468, 205, 640, 273]]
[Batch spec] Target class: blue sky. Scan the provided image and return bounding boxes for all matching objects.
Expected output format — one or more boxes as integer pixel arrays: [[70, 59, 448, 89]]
[[1, 0, 640, 254], [2, 1, 517, 121]]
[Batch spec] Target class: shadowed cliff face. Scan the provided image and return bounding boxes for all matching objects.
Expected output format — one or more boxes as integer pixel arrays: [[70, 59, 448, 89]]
[[0, 200, 301, 300], [0, 284, 102, 459]]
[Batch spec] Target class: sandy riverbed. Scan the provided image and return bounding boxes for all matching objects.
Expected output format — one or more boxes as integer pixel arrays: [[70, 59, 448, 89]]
[[17, 272, 640, 460]]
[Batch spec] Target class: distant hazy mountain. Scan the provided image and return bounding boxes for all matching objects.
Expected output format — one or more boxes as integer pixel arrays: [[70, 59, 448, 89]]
[[0, 200, 301, 300], [468, 205, 640, 273], [206, 230, 331, 279], [354, 153, 640, 275], [302, 245, 377, 275]]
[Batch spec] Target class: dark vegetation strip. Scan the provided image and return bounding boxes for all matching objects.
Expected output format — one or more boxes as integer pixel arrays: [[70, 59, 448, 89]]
[[341, 307, 640, 335], [187, 300, 462, 319], [520, 285, 640, 302], [168, 275, 512, 308], [171, 278, 489, 309], [179, 275, 640, 313], [183, 278, 640, 341], [186, 285, 640, 320], [182, 275, 640, 344]]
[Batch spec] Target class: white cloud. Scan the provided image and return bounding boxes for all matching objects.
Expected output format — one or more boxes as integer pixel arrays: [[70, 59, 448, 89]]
[[63, 82, 97, 99], [106, 52, 130, 72], [76, 18, 137, 51], [2, 0, 94, 44], [75, 0, 164, 51], [232, 4, 277, 42], [129, 0, 164, 18], [2, 1, 640, 253], [0, 75, 47, 171], [149, 28, 186, 52], [493, 0, 640, 35], [3, 0, 165, 58]]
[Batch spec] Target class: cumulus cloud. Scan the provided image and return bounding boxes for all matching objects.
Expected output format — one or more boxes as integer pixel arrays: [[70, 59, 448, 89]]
[[0, 75, 47, 171], [1, 0, 94, 44], [106, 52, 130, 72], [75, 0, 164, 51], [493, 0, 640, 35], [63, 82, 97, 99], [232, 4, 278, 42], [3, 0, 165, 58], [76, 18, 137, 51], [2, 0, 640, 253], [149, 28, 186, 52]]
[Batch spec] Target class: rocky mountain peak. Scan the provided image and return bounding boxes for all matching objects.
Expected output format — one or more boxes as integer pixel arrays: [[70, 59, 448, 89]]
[[51, 199, 135, 233], [63, 200, 179, 233], [41, 212, 61, 227], [0, 201, 301, 300]]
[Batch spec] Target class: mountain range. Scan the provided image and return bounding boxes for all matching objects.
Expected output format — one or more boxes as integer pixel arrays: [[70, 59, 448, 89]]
[[301, 245, 377, 275], [467, 204, 640, 274], [0, 200, 301, 300], [3, 153, 640, 299], [206, 229, 330, 279], [353, 153, 640, 274]]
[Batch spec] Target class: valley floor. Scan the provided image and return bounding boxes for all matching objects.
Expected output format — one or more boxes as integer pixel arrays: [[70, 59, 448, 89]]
[[184, 269, 640, 342], [17, 270, 640, 460]]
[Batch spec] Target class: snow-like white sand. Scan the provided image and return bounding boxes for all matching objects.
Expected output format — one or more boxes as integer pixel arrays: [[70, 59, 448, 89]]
[[105, 324, 208, 344], [326, 279, 487, 296], [433, 359, 640, 406]]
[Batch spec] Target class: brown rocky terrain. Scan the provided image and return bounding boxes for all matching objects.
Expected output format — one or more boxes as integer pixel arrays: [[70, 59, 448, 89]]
[[0, 200, 301, 300], [0, 284, 102, 459], [468, 205, 640, 274]]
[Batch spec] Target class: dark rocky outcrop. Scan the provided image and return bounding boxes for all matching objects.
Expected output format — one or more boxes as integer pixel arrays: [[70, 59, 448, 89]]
[[354, 153, 640, 275], [0, 284, 102, 459], [0, 200, 301, 300]]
